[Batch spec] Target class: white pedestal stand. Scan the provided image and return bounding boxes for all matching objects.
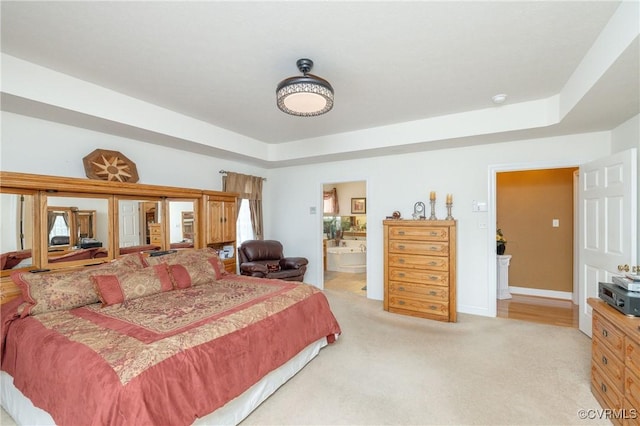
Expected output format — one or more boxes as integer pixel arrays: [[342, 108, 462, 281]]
[[497, 255, 512, 300]]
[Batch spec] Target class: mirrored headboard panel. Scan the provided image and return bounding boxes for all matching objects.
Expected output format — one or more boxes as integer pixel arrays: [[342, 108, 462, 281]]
[[116, 197, 163, 254], [168, 198, 199, 249], [1, 190, 38, 274], [43, 193, 112, 268]]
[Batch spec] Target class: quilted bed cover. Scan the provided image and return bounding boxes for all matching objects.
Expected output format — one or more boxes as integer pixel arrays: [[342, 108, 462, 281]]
[[1, 275, 341, 425]]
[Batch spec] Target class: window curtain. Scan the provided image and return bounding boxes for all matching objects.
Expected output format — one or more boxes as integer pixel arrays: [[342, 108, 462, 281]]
[[223, 172, 264, 240], [47, 211, 68, 235], [47, 211, 56, 235], [323, 188, 339, 214]]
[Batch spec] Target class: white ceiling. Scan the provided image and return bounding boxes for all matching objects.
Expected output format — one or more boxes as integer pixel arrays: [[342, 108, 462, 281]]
[[1, 1, 638, 167]]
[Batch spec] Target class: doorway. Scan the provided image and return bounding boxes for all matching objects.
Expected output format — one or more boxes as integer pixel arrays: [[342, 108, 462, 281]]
[[492, 166, 579, 327], [321, 180, 367, 296]]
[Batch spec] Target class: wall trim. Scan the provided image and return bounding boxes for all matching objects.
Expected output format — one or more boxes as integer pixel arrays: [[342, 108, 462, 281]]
[[508, 286, 573, 301]]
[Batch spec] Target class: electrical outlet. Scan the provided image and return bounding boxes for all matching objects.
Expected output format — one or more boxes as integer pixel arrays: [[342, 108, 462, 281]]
[[309, 207, 317, 215], [552, 219, 559, 227]]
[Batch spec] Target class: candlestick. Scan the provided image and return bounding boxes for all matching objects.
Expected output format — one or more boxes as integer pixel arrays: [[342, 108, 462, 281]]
[[429, 199, 437, 220], [446, 201, 454, 220], [446, 193, 452, 204], [430, 191, 436, 201]]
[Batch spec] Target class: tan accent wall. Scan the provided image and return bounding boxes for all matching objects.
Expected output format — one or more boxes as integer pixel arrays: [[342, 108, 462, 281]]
[[497, 168, 577, 293]]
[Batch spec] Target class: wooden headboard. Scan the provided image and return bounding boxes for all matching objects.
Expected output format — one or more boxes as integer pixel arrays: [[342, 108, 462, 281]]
[[1, 171, 238, 304]]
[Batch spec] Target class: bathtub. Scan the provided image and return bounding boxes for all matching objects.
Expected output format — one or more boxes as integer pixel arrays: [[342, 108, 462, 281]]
[[326, 246, 366, 273]]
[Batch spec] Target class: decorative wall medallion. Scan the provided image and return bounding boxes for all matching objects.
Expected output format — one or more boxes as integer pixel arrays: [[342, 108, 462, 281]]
[[83, 149, 139, 183]]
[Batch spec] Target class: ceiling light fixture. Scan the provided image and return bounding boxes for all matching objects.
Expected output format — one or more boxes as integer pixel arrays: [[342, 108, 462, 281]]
[[276, 58, 334, 117]]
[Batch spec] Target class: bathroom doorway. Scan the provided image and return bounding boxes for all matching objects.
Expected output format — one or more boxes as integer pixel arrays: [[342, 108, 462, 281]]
[[322, 180, 367, 296]]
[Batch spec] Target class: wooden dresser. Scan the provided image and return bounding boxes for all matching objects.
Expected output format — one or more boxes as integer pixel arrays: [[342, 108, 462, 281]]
[[383, 220, 456, 322], [588, 298, 640, 424], [148, 223, 163, 246]]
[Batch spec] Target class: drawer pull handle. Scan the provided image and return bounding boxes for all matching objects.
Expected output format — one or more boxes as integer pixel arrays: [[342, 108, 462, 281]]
[[398, 245, 406, 250], [429, 305, 437, 310], [398, 273, 405, 277], [399, 258, 405, 264], [429, 261, 438, 266], [398, 286, 405, 291], [429, 291, 437, 296], [398, 231, 405, 235], [398, 300, 405, 305], [601, 355, 608, 365], [429, 276, 438, 281], [601, 383, 607, 393], [429, 232, 438, 236], [602, 329, 608, 337]]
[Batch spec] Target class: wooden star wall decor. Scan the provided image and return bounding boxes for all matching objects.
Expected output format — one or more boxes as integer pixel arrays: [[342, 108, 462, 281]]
[[83, 149, 139, 183]]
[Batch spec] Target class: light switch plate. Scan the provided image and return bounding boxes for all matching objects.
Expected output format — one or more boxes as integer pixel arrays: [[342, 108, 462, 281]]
[[472, 200, 488, 212], [552, 219, 559, 227]]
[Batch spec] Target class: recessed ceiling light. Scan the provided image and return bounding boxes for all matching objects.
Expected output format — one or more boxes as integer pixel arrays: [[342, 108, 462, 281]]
[[492, 94, 507, 105]]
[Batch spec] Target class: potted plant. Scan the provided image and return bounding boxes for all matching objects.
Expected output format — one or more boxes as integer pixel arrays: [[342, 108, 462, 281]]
[[496, 228, 507, 255]]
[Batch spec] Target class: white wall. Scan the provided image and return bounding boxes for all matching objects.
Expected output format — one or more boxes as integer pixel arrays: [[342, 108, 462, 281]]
[[0, 111, 268, 190], [265, 132, 611, 316], [0, 111, 615, 317], [611, 114, 640, 152]]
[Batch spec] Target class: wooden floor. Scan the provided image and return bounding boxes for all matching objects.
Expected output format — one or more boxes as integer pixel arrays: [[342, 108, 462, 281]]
[[324, 272, 578, 328], [497, 294, 578, 328]]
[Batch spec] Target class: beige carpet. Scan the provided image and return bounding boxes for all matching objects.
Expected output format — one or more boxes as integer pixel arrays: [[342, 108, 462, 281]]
[[243, 289, 607, 425], [2, 289, 607, 426]]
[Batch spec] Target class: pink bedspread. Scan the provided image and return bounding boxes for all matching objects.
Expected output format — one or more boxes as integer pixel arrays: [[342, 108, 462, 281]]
[[1, 275, 341, 425]]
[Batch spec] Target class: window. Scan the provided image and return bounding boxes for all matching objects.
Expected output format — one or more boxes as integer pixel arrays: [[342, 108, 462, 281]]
[[50, 215, 69, 240], [236, 199, 254, 245]]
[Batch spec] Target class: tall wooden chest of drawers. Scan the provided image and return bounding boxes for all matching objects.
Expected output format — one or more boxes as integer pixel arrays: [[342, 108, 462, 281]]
[[148, 223, 163, 246], [588, 298, 640, 425], [383, 220, 456, 322]]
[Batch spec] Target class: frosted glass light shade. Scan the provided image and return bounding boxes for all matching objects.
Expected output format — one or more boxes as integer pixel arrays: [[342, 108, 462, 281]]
[[276, 59, 334, 117]]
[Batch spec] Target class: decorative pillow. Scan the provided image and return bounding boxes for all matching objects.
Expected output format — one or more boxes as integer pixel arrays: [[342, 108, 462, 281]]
[[145, 248, 226, 282], [267, 263, 280, 272], [167, 260, 220, 289], [11, 253, 147, 317], [113, 252, 147, 270], [93, 264, 173, 306]]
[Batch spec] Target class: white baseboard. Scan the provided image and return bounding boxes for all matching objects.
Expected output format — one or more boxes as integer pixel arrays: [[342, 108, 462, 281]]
[[458, 304, 492, 317], [508, 286, 573, 300]]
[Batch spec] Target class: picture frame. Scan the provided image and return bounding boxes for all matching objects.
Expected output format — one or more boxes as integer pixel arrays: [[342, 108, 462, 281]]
[[351, 197, 366, 214]]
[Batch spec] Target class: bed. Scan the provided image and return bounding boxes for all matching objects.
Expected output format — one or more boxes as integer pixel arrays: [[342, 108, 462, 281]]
[[0, 249, 341, 425]]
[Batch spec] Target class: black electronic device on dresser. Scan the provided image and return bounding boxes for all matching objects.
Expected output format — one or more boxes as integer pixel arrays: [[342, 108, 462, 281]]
[[599, 278, 640, 316]]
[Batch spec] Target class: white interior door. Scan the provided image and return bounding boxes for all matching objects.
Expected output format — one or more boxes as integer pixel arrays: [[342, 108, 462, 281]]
[[578, 148, 637, 336], [119, 200, 141, 247]]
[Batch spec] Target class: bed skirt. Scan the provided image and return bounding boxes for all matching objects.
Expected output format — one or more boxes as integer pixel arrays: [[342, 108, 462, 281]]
[[1, 337, 329, 426]]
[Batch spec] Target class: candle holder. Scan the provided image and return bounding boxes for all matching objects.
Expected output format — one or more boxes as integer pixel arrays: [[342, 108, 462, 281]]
[[428, 200, 437, 220], [446, 202, 454, 220]]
